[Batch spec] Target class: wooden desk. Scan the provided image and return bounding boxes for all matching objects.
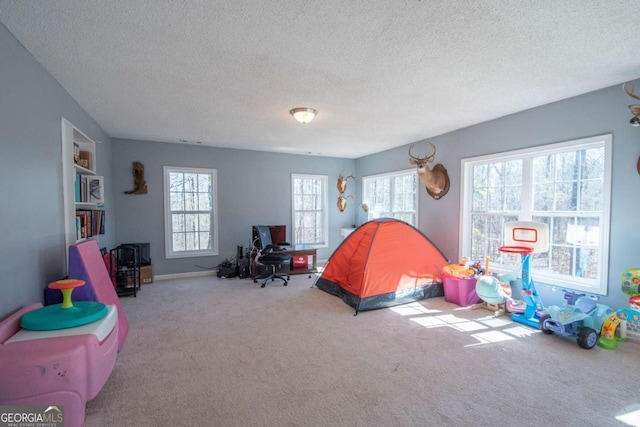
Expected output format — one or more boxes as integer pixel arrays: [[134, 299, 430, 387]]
[[281, 246, 318, 275], [250, 245, 317, 277]]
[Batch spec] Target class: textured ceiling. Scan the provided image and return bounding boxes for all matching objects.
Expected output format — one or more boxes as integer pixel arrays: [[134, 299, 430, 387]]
[[1, 0, 639, 158]]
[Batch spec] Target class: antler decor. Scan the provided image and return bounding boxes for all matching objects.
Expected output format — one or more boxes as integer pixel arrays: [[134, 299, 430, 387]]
[[408, 143, 450, 200], [622, 81, 640, 175], [623, 81, 640, 127], [337, 173, 356, 212], [337, 174, 355, 193], [337, 195, 353, 212]]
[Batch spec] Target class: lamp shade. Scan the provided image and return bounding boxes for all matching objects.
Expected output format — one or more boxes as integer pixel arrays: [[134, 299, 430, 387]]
[[290, 107, 317, 124]]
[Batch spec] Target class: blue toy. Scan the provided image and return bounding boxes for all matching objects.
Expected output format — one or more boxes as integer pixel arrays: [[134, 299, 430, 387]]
[[503, 245, 545, 327], [500, 221, 549, 328], [475, 256, 517, 316], [539, 290, 614, 349]]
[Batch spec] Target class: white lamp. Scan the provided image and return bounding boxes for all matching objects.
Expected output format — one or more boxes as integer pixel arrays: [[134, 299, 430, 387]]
[[290, 107, 317, 124]]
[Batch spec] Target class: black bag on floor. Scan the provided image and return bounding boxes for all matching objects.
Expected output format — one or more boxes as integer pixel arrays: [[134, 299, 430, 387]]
[[217, 261, 236, 278]]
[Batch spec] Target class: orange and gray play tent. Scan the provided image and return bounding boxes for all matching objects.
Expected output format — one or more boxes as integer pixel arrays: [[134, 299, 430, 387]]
[[315, 218, 449, 314]]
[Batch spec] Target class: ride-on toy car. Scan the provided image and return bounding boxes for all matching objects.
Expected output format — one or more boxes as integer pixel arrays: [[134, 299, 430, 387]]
[[539, 291, 613, 349]]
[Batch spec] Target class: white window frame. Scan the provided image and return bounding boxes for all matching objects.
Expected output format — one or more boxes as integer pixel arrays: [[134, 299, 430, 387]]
[[163, 166, 218, 258], [291, 174, 328, 248], [362, 168, 419, 227], [460, 134, 612, 295]]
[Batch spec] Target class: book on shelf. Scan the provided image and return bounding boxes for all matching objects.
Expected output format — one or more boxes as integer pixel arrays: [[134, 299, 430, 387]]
[[75, 209, 106, 240], [75, 175, 104, 204], [73, 142, 80, 164], [77, 175, 88, 203], [75, 174, 81, 203]]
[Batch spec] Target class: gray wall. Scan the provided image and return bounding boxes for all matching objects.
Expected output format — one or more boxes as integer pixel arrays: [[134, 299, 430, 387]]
[[2, 14, 637, 319], [356, 83, 640, 310], [0, 23, 115, 319], [111, 138, 356, 275]]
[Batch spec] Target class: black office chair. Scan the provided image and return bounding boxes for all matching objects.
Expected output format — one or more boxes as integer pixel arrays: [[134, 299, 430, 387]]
[[252, 225, 291, 288]]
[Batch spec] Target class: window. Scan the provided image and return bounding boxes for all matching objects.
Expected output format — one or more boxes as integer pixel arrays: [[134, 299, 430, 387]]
[[164, 166, 218, 258], [460, 134, 612, 294], [362, 169, 418, 226], [291, 174, 328, 247]]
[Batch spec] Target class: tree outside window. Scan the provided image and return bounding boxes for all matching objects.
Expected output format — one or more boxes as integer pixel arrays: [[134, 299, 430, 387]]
[[164, 166, 218, 258], [362, 169, 418, 227], [461, 135, 611, 295], [291, 174, 328, 247]]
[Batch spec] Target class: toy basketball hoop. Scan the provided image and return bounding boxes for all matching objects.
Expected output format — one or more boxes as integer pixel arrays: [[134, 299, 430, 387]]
[[499, 246, 533, 254], [501, 221, 549, 329], [502, 221, 549, 254]]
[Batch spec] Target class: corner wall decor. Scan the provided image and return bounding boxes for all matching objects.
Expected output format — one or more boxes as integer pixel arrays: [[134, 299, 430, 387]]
[[124, 161, 148, 194], [622, 81, 640, 174], [337, 173, 356, 212], [337, 174, 355, 193], [408, 142, 450, 200], [337, 195, 353, 212], [622, 81, 640, 127]]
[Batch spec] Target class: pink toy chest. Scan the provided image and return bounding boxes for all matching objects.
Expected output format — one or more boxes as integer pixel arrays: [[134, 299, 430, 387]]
[[0, 303, 118, 427], [442, 273, 481, 306]]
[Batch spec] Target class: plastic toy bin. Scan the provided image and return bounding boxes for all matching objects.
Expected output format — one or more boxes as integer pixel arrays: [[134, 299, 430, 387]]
[[442, 273, 481, 307]]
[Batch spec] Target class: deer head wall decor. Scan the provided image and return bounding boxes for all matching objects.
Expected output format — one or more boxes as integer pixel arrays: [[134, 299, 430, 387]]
[[622, 81, 640, 127], [408, 142, 450, 200], [623, 81, 640, 174], [337, 194, 353, 212], [337, 174, 355, 193]]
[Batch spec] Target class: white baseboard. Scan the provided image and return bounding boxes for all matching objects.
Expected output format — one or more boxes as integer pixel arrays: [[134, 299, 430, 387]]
[[155, 270, 217, 281], [153, 260, 328, 282]]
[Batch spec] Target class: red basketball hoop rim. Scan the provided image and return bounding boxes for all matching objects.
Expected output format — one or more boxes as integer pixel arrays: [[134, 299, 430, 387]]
[[498, 245, 533, 254]]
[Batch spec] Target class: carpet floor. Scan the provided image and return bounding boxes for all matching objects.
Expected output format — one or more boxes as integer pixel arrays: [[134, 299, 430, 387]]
[[85, 273, 640, 427]]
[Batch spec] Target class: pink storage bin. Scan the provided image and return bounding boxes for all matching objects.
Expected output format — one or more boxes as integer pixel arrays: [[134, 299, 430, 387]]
[[442, 273, 481, 306]]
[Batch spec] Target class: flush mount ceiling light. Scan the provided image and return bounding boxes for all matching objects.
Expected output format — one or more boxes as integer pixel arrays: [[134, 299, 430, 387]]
[[290, 107, 317, 124]]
